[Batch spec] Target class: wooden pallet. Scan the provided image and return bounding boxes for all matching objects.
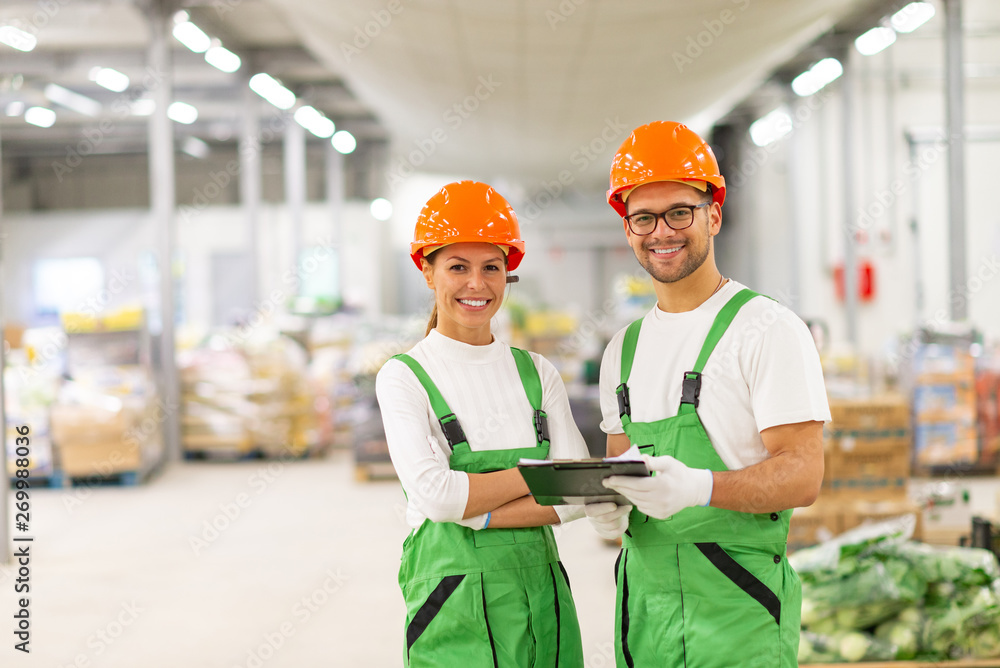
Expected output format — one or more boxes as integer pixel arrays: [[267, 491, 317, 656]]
[[354, 460, 397, 482]]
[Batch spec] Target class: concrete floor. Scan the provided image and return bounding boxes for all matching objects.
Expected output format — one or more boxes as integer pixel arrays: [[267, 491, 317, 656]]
[[3, 450, 999, 667], [0, 450, 621, 667]]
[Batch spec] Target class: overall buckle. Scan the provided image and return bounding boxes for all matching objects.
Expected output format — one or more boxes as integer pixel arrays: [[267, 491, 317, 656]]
[[617, 383, 631, 418], [534, 410, 550, 444], [439, 414, 467, 448], [681, 372, 702, 407]]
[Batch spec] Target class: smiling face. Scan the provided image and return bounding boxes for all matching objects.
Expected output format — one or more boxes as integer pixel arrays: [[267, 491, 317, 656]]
[[624, 180, 721, 286], [421, 242, 507, 345]]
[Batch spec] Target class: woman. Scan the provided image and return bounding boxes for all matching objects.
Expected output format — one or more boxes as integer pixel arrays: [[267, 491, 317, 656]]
[[376, 180, 587, 667]]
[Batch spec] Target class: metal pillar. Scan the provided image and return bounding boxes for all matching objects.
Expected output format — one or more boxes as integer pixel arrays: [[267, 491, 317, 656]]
[[944, 0, 968, 321], [325, 143, 344, 304], [147, 0, 180, 461], [240, 82, 262, 305], [906, 134, 925, 325], [841, 58, 859, 350], [284, 120, 306, 289], [0, 123, 10, 564], [787, 95, 804, 313]]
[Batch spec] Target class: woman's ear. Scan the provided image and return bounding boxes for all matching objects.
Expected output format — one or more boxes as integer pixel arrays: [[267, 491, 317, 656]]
[[420, 257, 435, 289]]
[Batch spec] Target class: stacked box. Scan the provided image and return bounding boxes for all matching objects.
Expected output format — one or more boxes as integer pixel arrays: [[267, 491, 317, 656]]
[[788, 497, 843, 552], [823, 395, 911, 501], [50, 401, 162, 477], [910, 344, 978, 468]]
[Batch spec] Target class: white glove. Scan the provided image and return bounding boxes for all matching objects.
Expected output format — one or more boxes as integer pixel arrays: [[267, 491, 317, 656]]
[[603, 455, 713, 520], [585, 502, 632, 540], [427, 436, 489, 530]]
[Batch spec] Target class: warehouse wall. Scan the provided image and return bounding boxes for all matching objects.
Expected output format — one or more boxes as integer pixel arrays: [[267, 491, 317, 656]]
[[1, 200, 384, 330], [733, 15, 1000, 359]]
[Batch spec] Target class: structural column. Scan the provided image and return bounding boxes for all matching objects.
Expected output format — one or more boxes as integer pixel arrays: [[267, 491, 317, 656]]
[[240, 80, 262, 305], [944, 0, 967, 321], [325, 142, 345, 303], [841, 57, 859, 350], [147, 0, 181, 460], [284, 119, 306, 290]]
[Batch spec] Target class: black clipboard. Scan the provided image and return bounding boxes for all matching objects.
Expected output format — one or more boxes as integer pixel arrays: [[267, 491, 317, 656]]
[[517, 459, 649, 506]]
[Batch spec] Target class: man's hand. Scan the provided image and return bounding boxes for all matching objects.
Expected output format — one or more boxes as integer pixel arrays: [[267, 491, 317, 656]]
[[603, 455, 713, 520], [585, 502, 632, 540]]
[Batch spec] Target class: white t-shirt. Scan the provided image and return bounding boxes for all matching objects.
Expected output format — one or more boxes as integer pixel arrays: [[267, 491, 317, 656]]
[[599, 280, 831, 471], [376, 329, 590, 528]]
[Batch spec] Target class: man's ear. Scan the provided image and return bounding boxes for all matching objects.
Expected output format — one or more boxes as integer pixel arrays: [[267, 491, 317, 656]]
[[708, 202, 723, 237], [420, 257, 435, 289]]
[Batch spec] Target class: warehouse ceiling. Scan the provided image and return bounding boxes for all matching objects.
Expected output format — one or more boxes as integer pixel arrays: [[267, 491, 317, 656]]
[[0, 0, 931, 197]]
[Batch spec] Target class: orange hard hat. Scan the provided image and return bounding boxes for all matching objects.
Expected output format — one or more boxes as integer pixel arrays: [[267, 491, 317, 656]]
[[410, 180, 525, 270], [607, 121, 726, 217]]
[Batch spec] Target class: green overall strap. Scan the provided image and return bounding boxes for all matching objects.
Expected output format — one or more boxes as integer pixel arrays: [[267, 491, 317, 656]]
[[678, 288, 760, 415], [616, 319, 644, 429], [509, 347, 550, 446], [392, 354, 469, 448]]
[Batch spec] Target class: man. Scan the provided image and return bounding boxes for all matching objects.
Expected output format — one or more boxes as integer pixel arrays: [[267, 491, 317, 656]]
[[587, 121, 830, 667]]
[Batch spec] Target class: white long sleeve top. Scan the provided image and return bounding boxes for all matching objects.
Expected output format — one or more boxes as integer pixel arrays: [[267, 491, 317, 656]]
[[376, 329, 590, 529]]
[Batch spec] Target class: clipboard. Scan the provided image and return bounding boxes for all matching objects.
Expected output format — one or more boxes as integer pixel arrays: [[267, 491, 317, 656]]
[[516, 459, 650, 506]]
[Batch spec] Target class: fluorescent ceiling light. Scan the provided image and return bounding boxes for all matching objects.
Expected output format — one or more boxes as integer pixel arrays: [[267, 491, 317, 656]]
[[24, 106, 56, 128], [172, 20, 210, 53], [5, 101, 25, 117], [89, 67, 130, 93], [44, 83, 101, 117], [294, 105, 335, 138], [167, 101, 198, 124], [370, 198, 393, 221], [331, 130, 356, 154], [181, 136, 210, 159], [205, 44, 241, 73], [249, 73, 295, 110], [750, 108, 793, 147], [131, 99, 155, 116], [891, 2, 936, 33], [791, 57, 843, 97], [0, 25, 36, 52], [855, 26, 896, 56]]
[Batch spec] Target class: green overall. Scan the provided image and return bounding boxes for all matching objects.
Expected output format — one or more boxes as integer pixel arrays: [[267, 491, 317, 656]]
[[613, 290, 801, 668], [393, 349, 584, 668]]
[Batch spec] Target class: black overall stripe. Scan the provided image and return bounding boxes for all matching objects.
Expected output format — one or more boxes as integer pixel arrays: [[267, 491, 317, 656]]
[[481, 574, 499, 668], [549, 564, 562, 667], [695, 543, 781, 626], [557, 560, 572, 593], [619, 551, 635, 668], [406, 574, 466, 657]]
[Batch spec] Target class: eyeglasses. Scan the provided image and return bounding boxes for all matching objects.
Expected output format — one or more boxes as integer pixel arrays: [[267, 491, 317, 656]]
[[623, 203, 710, 235]]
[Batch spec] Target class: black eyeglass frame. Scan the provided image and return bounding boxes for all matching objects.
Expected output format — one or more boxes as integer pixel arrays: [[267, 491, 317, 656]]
[[623, 202, 711, 235]]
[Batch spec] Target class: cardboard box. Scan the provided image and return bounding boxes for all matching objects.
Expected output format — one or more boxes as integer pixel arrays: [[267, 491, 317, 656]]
[[913, 383, 976, 422], [911, 344, 975, 381], [841, 499, 924, 541], [823, 433, 910, 500], [913, 421, 978, 467], [789, 502, 844, 551], [829, 395, 911, 431], [59, 439, 142, 476], [51, 401, 163, 476]]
